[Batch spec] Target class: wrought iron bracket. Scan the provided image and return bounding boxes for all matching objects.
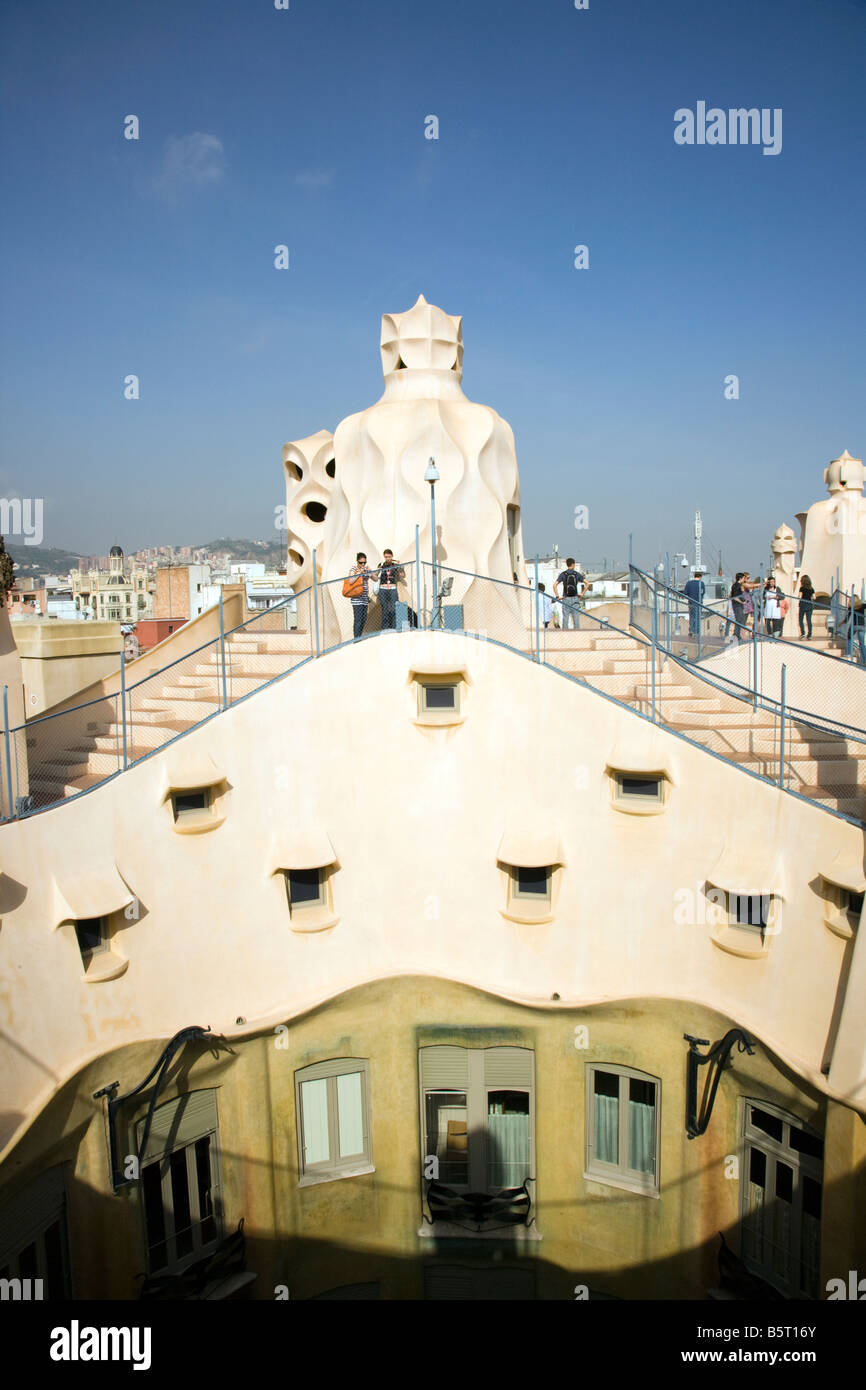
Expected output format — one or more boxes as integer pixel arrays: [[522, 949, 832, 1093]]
[[93, 1025, 211, 1192], [684, 1029, 755, 1139]]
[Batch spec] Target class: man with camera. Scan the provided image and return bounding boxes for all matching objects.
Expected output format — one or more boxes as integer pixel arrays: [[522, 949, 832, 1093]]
[[375, 549, 406, 631]]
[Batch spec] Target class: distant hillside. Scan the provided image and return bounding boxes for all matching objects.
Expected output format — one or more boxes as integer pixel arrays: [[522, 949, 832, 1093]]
[[3, 537, 287, 579], [6, 544, 84, 579], [191, 538, 286, 566]]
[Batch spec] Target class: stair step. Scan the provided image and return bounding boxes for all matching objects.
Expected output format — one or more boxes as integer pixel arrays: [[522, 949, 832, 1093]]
[[796, 786, 866, 817], [662, 709, 776, 729], [604, 659, 650, 674], [141, 696, 219, 719]]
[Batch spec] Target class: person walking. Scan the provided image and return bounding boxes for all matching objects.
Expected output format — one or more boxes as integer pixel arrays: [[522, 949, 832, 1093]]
[[343, 552, 374, 640], [375, 549, 405, 631], [536, 583, 553, 629], [798, 574, 815, 639], [729, 573, 749, 643], [683, 569, 706, 638], [846, 597, 866, 665], [763, 576, 783, 637], [554, 558, 587, 630]]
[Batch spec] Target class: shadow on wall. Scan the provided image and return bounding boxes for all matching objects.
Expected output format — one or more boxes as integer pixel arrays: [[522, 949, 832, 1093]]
[[4, 1150, 863, 1302]]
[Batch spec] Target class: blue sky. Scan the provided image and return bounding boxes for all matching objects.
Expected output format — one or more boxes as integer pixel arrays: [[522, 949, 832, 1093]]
[[1, 0, 864, 573]]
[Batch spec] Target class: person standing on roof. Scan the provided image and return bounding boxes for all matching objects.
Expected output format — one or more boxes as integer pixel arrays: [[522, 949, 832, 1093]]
[[554, 558, 587, 631], [683, 569, 706, 638]]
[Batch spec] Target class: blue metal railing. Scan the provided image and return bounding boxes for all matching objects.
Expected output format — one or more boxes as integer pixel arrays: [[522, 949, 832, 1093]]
[[2, 559, 864, 826]]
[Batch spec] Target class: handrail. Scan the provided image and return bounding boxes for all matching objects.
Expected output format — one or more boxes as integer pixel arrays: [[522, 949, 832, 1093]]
[[1, 560, 863, 827], [631, 564, 863, 672]]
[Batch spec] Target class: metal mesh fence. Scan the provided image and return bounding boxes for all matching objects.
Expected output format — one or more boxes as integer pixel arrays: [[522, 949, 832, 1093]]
[[223, 593, 312, 703], [631, 566, 866, 737], [11, 690, 124, 813], [2, 562, 864, 826], [313, 561, 421, 650]]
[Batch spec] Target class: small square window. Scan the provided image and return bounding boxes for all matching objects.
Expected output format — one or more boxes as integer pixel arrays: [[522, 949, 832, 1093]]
[[619, 775, 663, 800], [514, 866, 551, 900], [172, 789, 211, 821], [286, 868, 325, 909], [610, 770, 667, 813], [732, 893, 770, 928], [75, 916, 107, 962], [728, 891, 775, 941], [421, 684, 457, 712], [820, 878, 863, 939]]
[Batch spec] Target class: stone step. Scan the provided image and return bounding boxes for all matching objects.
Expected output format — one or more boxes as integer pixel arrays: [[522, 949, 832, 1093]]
[[33, 756, 92, 779], [540, 653, 610, 674], [635, 682, 698, 699], [176, 676, 221, 693], [750, 731, 866, 758], [141, 696, 218, 720], [539, 633, 606, 647], [736, 753, 866, 786], [590, 637, 638, 651], [207, 658, 294, 686], [604, 659, 650, 674], [227, 633, 310, 654], [797, 786, 866, 818], [662, 708, 776, 729]]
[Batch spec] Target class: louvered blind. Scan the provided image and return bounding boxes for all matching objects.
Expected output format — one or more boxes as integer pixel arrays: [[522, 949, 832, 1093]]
[[0, 1164, 66, 1262], [484, 1047, 533, 1089], [296, 1058, 367, 1083], [136, 1090, 218, 1166], [419, 1046, 470, 1090]]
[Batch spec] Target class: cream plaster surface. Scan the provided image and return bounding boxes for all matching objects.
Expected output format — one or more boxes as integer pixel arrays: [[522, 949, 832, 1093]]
[[699, 634, 866, 728], [797, 450, 866, 598], [13, 621, 122, 717], [281, 298, 527, 643], [1, 629, 864, 1161]]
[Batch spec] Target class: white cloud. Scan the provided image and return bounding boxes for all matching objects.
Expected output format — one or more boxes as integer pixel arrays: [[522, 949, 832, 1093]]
[[293, 170, 334, 189], [153, 133, 226, 195]]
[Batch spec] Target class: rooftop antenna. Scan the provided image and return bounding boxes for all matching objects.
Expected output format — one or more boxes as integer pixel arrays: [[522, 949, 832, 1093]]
[[694, 510, 702, 573]]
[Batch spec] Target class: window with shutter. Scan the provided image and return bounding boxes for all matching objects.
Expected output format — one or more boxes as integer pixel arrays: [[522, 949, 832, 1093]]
[[135, 1090, 222, 1276], [419, 1045, 534, 1195]]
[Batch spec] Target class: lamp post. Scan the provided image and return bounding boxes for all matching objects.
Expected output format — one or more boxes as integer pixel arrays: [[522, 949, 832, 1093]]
[[424, 458, 439, 628]]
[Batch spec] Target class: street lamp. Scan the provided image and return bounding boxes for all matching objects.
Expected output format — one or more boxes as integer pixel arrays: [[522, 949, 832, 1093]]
[[424, 458, 439, 627]]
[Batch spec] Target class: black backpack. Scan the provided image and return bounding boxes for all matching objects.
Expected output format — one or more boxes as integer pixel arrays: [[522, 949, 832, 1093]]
[[562, 571, 579, 598]]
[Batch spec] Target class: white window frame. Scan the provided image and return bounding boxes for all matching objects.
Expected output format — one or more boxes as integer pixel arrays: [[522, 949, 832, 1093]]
[[739, 1099, 823, 1299], [295, 1058, 373, 1186], [585, 1063, 660, 1197]]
